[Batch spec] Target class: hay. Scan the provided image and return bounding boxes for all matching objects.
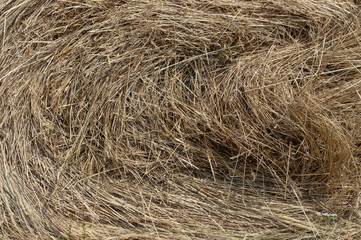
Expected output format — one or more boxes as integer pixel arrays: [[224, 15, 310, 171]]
[[1, 0, 361, 239]]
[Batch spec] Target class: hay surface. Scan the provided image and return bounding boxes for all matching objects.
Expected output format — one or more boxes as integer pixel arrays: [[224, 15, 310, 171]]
[[1, 0, 361, 239]]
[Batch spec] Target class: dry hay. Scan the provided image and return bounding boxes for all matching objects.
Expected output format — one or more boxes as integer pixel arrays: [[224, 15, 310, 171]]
[[1, 0, 361, 239]]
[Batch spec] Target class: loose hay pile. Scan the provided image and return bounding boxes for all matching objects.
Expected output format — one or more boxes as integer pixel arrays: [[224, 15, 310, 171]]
[[1, 0, 361, 239]]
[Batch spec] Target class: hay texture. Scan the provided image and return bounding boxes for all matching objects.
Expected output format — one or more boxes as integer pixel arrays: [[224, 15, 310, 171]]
[[1, 0, 361, 239]]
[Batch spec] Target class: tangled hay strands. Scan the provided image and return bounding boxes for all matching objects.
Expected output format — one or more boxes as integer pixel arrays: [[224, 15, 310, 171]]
[[1, 0, 361, 239]]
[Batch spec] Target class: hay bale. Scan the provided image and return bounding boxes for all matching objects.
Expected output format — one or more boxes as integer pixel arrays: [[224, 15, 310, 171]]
[[1, 0, 360, 239]]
